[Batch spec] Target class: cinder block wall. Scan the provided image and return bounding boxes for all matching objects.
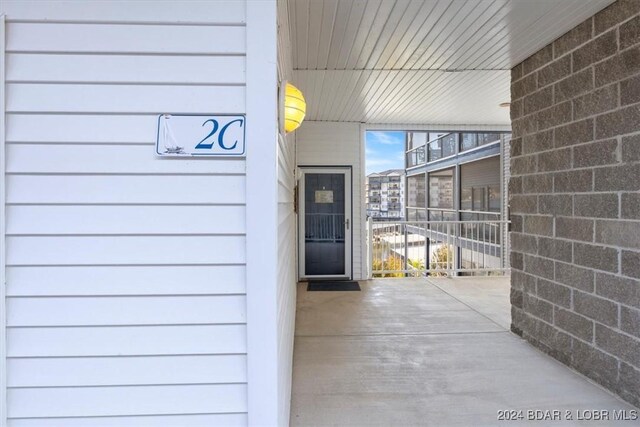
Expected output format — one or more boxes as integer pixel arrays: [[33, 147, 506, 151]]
[[509, 0, 640, 407]]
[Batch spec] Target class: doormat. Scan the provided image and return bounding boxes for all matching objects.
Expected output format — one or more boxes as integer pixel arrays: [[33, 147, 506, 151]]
[[307, 281, 361, 291]]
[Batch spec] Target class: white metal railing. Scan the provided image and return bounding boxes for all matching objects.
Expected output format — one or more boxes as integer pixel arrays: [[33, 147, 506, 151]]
[[368, 219, 510, 277], [306, 213, 345, 242]]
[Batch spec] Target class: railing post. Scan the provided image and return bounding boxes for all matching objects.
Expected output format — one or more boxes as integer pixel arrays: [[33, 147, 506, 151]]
[[425, 219, 429, 278], [403, 223, 408, 277], [368, 219, 373, 279]]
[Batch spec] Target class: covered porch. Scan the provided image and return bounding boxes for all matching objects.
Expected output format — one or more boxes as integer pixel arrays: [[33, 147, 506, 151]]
[[281, 0, 640, 421], [291, 277, 634, 425]]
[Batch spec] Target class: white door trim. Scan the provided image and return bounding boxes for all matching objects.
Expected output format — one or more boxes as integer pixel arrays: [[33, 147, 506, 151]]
[[298, 167, 352, 280]]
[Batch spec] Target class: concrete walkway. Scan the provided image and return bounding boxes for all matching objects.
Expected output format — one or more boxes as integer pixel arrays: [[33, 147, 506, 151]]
[[291, 277, 636, 426]]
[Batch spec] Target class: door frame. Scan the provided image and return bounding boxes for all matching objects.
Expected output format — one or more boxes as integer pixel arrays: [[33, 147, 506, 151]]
[[298, 166, 353, 280]]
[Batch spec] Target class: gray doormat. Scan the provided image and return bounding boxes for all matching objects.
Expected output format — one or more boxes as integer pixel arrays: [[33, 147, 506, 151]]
[[307, 281, 361, 291]]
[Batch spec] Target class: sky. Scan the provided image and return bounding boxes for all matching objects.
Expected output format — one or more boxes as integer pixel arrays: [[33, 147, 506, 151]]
[[365, 131, 406, 175]]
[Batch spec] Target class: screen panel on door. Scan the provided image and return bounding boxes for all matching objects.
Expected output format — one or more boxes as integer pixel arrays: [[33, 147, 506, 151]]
[[305, 173, 345, 275]]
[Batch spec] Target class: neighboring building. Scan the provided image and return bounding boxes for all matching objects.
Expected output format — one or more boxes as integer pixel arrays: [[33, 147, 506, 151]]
[[404, 131, 512, 271], [366, 169, 405, 220]]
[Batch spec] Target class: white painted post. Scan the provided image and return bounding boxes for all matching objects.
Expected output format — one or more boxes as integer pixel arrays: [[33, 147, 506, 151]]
[[368, 218, 373, 279], [0, 15, 7, 426], [360, 124, 366, 280], [245, 1, 280, 426], [500, 134, 505, 270]]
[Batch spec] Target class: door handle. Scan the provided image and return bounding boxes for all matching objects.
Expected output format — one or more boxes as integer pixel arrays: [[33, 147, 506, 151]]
[[345, 218, 350, 230]]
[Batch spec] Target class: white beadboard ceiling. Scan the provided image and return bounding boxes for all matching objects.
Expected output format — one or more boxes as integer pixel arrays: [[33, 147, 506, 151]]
[[286, 0, 614, 125]]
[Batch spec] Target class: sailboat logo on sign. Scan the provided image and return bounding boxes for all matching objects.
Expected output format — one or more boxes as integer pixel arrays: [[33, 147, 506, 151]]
[[161, 115, 185, 154], [156, 114, 246, 157]]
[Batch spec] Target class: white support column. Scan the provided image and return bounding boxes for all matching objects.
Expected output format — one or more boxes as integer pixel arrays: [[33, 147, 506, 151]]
[[359, 124, 366, 280], [0, 14, 7, 427], [245, 1, 280, 426]]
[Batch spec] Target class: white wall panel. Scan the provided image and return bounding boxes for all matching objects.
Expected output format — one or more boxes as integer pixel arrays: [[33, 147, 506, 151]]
[[7, 295, 246, 326], [6, 114, 158, 144], [7, 205, 245, 235], [7, 54, 245, 85], [6, 265, 246, 297], [7, 175, 245, 204], [8, 413, 248, 427], [277, 2, 297, 424], [7, 145, 246, 174], [8, 324, 247, 357], [1, 0, 246, 24], [8, 384, 247, 418], [0, 0, 250, 423], [6, 23, 245, 54], [8, 354, 247, 387], [7, 84, 245, 114], [6, 236, 245, 266]]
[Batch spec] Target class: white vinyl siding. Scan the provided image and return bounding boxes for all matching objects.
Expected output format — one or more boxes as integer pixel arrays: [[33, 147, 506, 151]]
[[1, 1, 248, 424], [296, 121, 365, 280], [276, 0, 297, 422], [276, 130, 296, 424]]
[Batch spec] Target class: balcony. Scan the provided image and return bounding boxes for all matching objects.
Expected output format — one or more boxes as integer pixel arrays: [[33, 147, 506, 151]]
[[406, 132, 510, 169], [406, 145, 426, 168]]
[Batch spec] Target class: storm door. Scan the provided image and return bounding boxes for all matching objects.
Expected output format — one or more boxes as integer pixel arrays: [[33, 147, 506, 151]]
[[299, 168, 352, 279]]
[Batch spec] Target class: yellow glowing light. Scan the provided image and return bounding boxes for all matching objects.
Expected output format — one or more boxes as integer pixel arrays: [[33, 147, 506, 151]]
[[283, 82, 306, 133]]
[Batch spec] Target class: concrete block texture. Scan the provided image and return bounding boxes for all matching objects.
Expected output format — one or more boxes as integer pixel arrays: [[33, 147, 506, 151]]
[[510, 0, 640, 407]]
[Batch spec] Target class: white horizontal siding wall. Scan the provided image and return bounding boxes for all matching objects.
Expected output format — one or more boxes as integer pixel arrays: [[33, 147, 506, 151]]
[[276, 0, 297, 423], [296, 121, 365, 280], [0, 1, 249, 425]]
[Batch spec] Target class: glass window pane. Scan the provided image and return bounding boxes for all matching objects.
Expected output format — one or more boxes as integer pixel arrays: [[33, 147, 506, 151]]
[[429, 132, 447, 141], [428, 140, 441, 162], [429, 173, 454, 209], [442, 134, 456, 157], [461, 188, 472, 210], [472, 187, 485, 211], [477, 133, 500, 146], [407, 208, 417, 221], [489, 185, 501, 212], [460, 133, 477, 151], [410, 132, 428, 149], [407, 174, 426, 208], [417, 146, 425, 164]]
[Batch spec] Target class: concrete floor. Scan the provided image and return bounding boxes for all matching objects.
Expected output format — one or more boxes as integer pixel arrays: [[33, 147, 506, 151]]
[[291, 277, 636, 426]]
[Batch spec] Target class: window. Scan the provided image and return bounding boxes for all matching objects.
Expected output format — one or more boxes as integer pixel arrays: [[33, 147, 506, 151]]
[[441, 134, 457, 158], [409, 132, 428, 149], [460, 133, 477, 151], [407, 174, 426, 207], [461, 185, 500, 213], [477, 133, 500, 146], [472, 187, 485, 211], [428, 139, 442, 162], [428, 170, 454, 209], [461, 188, 472, 210], [488, 185, 501, 212]]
